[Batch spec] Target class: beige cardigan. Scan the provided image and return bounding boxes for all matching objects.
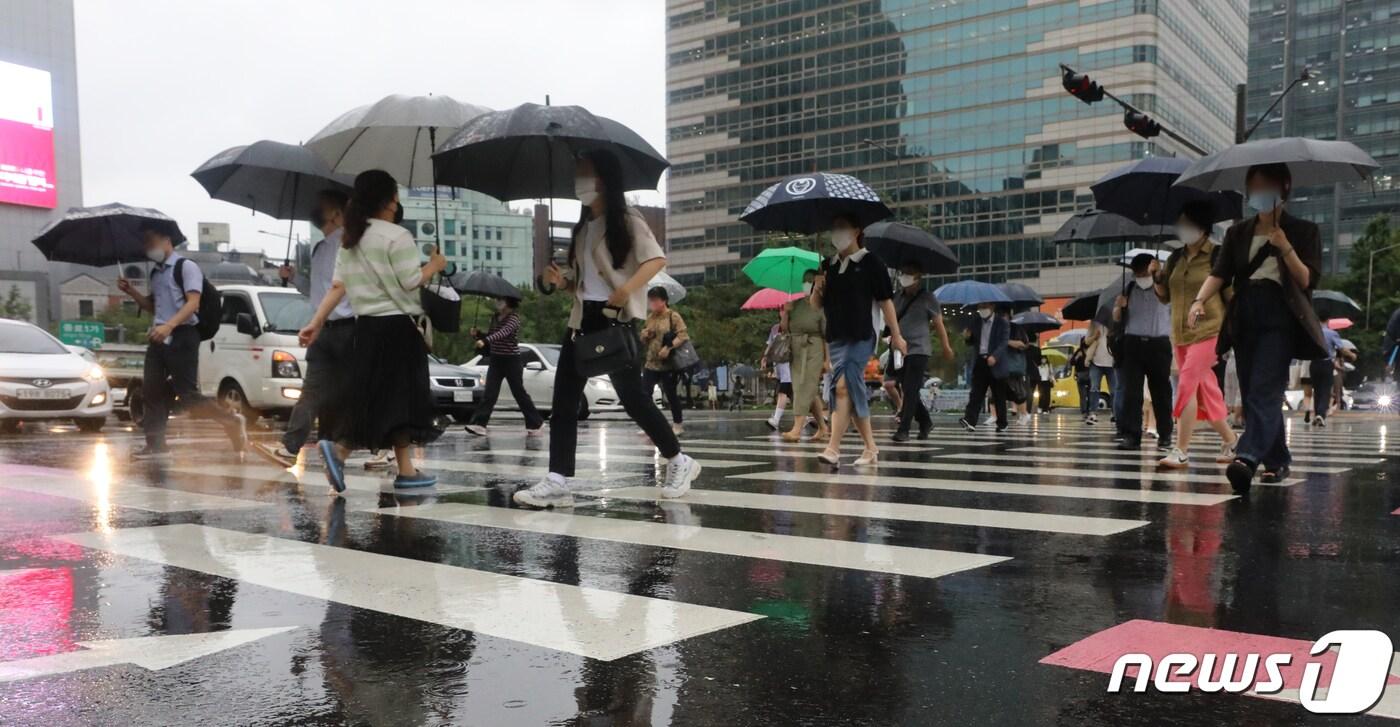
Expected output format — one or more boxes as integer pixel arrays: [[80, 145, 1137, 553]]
[[566, 208, 665, 329]]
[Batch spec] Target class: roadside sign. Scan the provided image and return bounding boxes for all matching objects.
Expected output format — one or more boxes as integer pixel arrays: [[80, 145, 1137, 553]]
[[58, 320, 104, 350]]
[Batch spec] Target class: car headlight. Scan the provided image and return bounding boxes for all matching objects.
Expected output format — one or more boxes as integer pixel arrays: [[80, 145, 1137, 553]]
[[272, 350, 301, 379], [1054, 390, 1067, 398], [83, 364, 105, 382], [1380, 394, 1394, 408], [590, 378, 614, 392]]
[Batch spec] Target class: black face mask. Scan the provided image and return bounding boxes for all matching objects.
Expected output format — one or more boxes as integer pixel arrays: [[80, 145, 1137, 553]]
[[392, 201, 404, 225]]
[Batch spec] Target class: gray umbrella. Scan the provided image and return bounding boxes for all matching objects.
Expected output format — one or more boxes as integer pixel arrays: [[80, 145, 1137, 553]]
[[1174, 137, 1380, 191], [998, 282, 1043, 308], [448, 269, 523, 300], [31, 203, 184, 267], [191, 140, 353, 221], [306, 94, 491, 186], [431, 103, 669, 200], [1052, 208, 1174, 245]]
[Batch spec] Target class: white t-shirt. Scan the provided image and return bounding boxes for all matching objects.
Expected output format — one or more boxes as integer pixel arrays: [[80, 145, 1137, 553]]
[[578, 229, 611, 302], [1248, 235, 1282, 284]]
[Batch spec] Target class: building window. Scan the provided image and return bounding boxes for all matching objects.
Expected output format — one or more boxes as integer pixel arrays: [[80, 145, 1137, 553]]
[[473, 226, 480, 240], [495, 227, 503, 240], [444, 219, 456, 235], [445, 241, 457, 257], [79, 300, 94, 318]]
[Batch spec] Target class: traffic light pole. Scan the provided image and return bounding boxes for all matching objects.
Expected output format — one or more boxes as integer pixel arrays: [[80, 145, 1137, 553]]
[[1059, 64, 1206, 156]]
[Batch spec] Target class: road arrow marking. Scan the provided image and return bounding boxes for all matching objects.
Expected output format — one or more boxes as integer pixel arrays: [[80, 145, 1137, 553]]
[[0, 626, 297, 682]]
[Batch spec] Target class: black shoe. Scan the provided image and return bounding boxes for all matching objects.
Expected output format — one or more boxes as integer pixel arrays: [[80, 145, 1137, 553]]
[[1116, 439, 1141, 450], [958, 418, 976, 432], [917, 423, 932, 440], [1303, 411, 1312, 424], [1259, 465, 1291, 484], [995, 425, 1009, 433], [130, 445, 172, 462], [891, 430, 911, 443], [1226, 458, 1256, 494]]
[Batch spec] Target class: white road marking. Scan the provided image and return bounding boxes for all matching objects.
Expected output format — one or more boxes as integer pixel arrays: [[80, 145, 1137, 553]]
[[933, 451, 1348, 475], [54, 524, 761, 662], [0, 626, 298, 683], [0, 464, 263, 513], [473, 449, 763, 469], [375, 502, 1009, 580], [728, 470, 1237, 506], [173, 464, 487, 495], [1010, 444, 1383, 464], [685, 438, 950, 453], [792, 458, 1300, 486], [583, 486, 1147, 536]]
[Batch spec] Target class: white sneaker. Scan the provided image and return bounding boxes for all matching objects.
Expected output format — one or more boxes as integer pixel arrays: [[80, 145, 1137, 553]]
[[660, 454, 700, 498], [1018, 413, 1032, 427], [363, 451, 394, 471], [1314, 416, 1327, 428], [1158, 447, 1189, 470], [513, 474, 573, 508], [1146, 428, 1159, 439], [464, 424, 488, 437], [1216, 440, 1238, 464], [1085, 414, 1098, 425], [764, 417, 779, 431], [526, 425, 545, 437]]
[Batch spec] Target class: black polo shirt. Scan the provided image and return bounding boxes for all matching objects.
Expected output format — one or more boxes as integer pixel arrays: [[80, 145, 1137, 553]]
[[820, 248, 893, 342]]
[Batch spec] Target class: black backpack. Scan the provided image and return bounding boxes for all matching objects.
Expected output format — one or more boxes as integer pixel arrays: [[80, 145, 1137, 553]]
[[151, 258, 222, 341]]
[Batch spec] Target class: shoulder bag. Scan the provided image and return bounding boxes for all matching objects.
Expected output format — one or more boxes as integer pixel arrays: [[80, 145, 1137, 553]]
[[574, 306, 642, 378]]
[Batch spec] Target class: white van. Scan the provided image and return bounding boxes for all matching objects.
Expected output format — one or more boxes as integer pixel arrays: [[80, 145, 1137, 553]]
[[198, 284, 312, 421]]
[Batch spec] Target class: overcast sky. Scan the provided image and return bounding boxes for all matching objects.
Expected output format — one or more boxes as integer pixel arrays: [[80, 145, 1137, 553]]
[[73, 0, 667, 258]]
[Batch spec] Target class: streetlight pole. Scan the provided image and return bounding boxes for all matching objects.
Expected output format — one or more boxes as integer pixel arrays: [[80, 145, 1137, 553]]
[[1366, 240, 1400, 328]]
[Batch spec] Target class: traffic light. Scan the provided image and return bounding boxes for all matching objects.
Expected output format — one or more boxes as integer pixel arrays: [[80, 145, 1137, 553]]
[[1062, 68, 1104, 104], [1123, 110, 1162, 139]]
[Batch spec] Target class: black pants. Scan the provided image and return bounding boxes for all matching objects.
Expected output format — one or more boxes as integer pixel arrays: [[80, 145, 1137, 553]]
[[642, 368, 683, 424], [550, 311, 680, 477], [1235, 283, 1295, 469], [283, 320, 355, 452], [1037, 380, 1053, 412], [471, 353, 544, 429], [1119, 335, 1174, 446], [895, 354, 931, 434], [1309, 359, 1335, 419], [963, 358, 1007, 429], [143, 326, 240, 448]]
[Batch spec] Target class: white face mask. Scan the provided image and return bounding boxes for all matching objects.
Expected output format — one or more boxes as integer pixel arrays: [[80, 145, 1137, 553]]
[[574, 176, 600, 206], [1176, 225, 1202, 244], [802, 282, 814, 295], [897, 274, 917, 288], [977, 308, 993, 320], [831, 229, 858, 253], [146, 248, 168, 265], [1135, 275, 1154, 290]]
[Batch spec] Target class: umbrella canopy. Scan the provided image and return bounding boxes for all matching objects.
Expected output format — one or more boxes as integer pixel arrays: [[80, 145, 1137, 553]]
[[646, 271, 686, 303], [740, 172, 891, 234], [306, 94, 491, 186], [205, 261, 263, 284], [1118, 247, 1173, 267], [1010, 310, 1062, 335], [998, 282, 1043, 307], [741, 288, 806, 311], [448, 269, 523, 300], [432, 103, 668, 200], [31, 203, 185, 267], [1327, 318, 1354, 331], [190, 140, 353, 221], [1312, 289, 1363, 321], [1174, 137, 1380, 192], [933, 280, 1011, 307], [1060, 291, 1101, 322], [1052, 208, 1174, 246], [741, 246, 822, 294], [1090, 156, 1242, 226], [861, 220, 958, 274]]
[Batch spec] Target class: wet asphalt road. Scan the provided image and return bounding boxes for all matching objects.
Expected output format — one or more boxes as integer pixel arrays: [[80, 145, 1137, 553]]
[[1, 410, 1399, 726]]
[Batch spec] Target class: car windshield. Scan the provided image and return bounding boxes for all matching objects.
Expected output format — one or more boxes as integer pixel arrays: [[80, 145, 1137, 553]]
[[258, 292, 315, 333], [0, 324, 69, 354], [535, 345, 561, 367]]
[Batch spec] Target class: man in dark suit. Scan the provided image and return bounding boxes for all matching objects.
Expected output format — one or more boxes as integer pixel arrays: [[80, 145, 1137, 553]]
[[960, 302, 1010, 432]]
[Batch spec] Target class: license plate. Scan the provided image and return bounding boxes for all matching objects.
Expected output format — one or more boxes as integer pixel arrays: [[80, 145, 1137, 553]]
[[452, 390, 471, 403], [17, 388, 69, 400]]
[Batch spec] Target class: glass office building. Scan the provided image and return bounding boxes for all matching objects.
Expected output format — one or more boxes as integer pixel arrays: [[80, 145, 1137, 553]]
[[1246, 0, 1400, 273], [665, 0, 1247, 294]]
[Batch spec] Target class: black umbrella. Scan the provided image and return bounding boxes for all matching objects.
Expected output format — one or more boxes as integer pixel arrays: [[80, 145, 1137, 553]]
[[432, 103, 668, 201], [998, 282, 1043, 308], [740, 172, 891, 234], [1052, 208, 1174, 245], [1090, 156, 1242, 226], [31, 203, 185, 267], [862, 220, 958, 274], [1010, 310, 1062, 335], [1060, 291, 1101, 322], [450, 269, 523, 300], [191, 140, 354, 261], [1312, 290, 1362, 321]]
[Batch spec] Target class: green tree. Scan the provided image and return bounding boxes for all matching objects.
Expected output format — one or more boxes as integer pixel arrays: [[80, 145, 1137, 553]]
[[0, 285, 33, 321], [1330, 214, 1400, 375], [95, 300, 148, 343]]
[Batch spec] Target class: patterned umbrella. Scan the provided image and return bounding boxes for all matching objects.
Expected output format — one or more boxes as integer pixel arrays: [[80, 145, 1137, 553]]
[[740, 172, 891, 234], [741, 288, 806, 311]]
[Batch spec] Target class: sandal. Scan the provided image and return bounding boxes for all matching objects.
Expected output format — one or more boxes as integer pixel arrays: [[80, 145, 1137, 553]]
[[816, 449, 840, 466], [780, 431, 802, 443]]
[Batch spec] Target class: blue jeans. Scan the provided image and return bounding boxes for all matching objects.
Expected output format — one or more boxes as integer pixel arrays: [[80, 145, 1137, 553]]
[[1088, 364, 1116, 417], [828, 337, 876, 418], [1235, 283, 1295, 469]]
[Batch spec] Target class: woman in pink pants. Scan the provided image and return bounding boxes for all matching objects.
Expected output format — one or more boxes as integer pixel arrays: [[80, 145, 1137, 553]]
[[1154, 201, 1240, 469]]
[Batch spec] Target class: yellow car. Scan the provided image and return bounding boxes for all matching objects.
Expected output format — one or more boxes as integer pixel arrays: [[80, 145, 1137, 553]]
[[1042, 344, 1110, 411]]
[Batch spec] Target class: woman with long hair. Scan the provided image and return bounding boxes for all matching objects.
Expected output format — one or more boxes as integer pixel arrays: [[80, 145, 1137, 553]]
[[514, 149, 701, 508], [781, 268, 831, 442], [300, 169, 447, 491], [810, 214, 906, 466], [1189, 163, 1326, 493], [1153, 199, 1239, 469]]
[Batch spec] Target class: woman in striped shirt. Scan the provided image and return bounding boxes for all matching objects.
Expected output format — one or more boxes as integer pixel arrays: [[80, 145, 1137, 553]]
[[464, 296, 544, 436]]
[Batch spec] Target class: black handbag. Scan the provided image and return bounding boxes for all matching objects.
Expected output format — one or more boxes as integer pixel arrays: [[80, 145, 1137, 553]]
[[574, 314, 641, 377], [420, 277, 462, 333]]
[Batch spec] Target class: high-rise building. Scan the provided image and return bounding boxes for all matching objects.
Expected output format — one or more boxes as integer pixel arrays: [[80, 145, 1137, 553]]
[[399, 187, 536, 286], [664, 0, 1247, 295], [1246, 0, 1400, 273]]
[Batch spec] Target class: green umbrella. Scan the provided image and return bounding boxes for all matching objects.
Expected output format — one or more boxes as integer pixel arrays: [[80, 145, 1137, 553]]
[[741, 246, 822, 294]]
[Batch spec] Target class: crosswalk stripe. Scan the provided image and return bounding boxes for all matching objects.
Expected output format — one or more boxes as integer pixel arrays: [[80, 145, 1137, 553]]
[[374, 502, 1009, 580], [786, 458, 1300, 486], [584, 486, 1148, 535], [1005, 446, 1382, 465], [682, 438, 949, 453], [54, 524, 760, 662], [738, 435, 998, 448], [728, 470, 1237, 506], [413, 459, 646, 485], [472, 449, 764, 469], [172, 464, 487, 496], [932, 452, 1348, 475], [0, 464, 263, 513]]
